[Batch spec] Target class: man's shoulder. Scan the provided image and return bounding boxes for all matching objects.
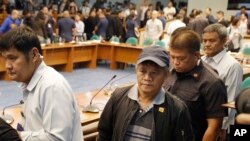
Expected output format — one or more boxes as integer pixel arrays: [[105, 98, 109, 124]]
[[112, 83, 134, 97], [200, 62, 222, 82], [164, 91, 188, 111]]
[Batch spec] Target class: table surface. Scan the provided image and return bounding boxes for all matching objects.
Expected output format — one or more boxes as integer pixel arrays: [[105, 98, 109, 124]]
[[3, 90, 110, 128]]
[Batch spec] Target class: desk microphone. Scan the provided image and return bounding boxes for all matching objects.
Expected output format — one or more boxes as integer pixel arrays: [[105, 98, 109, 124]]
[[83, 75, 117, 113], [0, 100, 24, 124]]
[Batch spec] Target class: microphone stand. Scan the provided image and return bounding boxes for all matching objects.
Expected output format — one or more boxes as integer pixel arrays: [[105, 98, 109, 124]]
[[0, 100, 24, 124], [83, 75, 117, 113], [104, 73, 134, 96]]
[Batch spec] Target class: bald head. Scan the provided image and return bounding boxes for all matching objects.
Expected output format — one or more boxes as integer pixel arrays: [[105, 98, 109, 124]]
[[63, 11, 70, 18]]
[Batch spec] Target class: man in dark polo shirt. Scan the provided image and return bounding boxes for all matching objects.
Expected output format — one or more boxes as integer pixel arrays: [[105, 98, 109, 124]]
[[98, 46, 194, 141], [163, 29, 228, 141]]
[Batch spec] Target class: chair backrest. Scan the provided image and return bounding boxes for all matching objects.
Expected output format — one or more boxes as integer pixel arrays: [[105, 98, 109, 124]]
[[143, 38, 154, 47], [90, 35, 100, 40], [126, 37, 138, 46], [109, 36, 120, 43], [241, 77, 250, 90], [155, 40, 166, 48], [242, 47, 250, 60]]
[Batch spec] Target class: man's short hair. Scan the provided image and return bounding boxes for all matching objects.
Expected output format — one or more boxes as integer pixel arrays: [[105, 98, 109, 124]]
[[170, 29, 201, 53], [203, 23, 227, 40], [217, 10, 224, 16], [0, 26, 42, 56], [137, 46, 169, 68]]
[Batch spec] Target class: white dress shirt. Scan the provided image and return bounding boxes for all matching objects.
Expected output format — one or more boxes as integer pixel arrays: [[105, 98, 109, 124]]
[[145, 18, 163, 41], [75, 20, 85, 36], [202, 49, 243, 129], [20, 61, 83, 141]]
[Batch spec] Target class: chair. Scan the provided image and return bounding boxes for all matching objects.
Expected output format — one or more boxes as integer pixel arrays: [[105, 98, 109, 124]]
[[155, 40, 166, 48], [125, 37, 138, 46], [241, 77, 250, 90], [143, 38, 154, 47], [90, 35, 100, 40], [109, 36, 120, 43]]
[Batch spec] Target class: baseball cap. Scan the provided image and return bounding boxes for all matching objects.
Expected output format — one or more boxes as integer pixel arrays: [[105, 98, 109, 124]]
[[137, 46, 169, 68]]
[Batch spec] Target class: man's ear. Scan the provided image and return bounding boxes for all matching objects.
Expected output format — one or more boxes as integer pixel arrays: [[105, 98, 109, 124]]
[[194, 51, 201, 59], [31, 47, 39, 62]]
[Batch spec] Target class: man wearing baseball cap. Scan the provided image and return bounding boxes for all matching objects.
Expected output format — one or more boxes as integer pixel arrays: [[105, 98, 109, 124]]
[[97, 46, 194, 141]]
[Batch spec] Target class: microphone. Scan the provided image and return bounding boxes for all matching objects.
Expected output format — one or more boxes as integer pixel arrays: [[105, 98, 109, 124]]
[[83, 75, 117, 113], [104, 73, 135, 95], [0, 100, 24, 124]]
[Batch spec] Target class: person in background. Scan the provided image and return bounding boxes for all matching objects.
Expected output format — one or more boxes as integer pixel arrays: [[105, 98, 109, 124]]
[[31, 11, 47, 43], [163, 29, 228, 141], [56, 10, 76, 42], [163, 1, 176, 21], [74, 14, 85, 40], [239, 13, 249, 36], [0, 26, 83, 141], [226, 17, 242, 52], [81, 0, 90, 19], [202, 23, 243, 140], [188, 10, 209, 37], [144, 10, 163, 42], [139, 0, 148, 28], [235, 5, 250, 20], [204, 7, 216, 25], [98, 46, 194, 141], [178, 7, 189, 25], [93, 11, 109, 40], [157, 10, 166, 30], [216, 11, 229, 27], [0, 9, 21, 35], [125, 9, 139, 41], [84, 9, 98, 40]]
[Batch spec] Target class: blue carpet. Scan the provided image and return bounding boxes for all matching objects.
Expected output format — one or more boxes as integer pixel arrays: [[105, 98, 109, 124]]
[[0, 64, 136, 108]]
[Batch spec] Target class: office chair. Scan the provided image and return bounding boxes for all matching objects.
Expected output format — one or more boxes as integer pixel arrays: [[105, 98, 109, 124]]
[[125, 37, 138, 46], [155, 40, 166, 48], [143, 38, 154, 47], [109, 36, 120, 43], [90, 35, 100, 40]]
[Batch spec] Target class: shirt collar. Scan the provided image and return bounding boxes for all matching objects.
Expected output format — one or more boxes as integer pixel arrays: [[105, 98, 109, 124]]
[[170, 60, 203, 80], [20, 61, 46, 92], [204, 49, 226, 64], [127, 84, 165, 105]]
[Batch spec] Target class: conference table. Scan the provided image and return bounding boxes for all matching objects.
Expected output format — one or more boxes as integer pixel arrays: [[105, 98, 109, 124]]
[[3, 90, 110, 129]]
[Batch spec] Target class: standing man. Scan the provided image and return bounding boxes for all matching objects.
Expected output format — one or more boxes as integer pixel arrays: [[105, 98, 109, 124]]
[[144, 10, 163, 42], [202, 23, 243, 139], [98, 46, 194, 141], [0, 26, 83, 141], [163, 29, 228, 141], [0, 9, 21, 34], [56, 10, 76, 42]]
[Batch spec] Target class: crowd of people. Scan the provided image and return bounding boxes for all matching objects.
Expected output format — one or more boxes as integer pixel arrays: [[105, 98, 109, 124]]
[[0, 0, 250, 52], [1, 0, 250, 141]]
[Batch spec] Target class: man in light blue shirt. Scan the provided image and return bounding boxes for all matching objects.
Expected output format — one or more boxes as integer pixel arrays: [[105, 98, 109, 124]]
[[202, 23, 243, 140], [0, 26, 83, 141]]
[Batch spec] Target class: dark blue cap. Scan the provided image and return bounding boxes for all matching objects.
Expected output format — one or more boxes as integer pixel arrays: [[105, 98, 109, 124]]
[[137, 46, 169, 68]]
